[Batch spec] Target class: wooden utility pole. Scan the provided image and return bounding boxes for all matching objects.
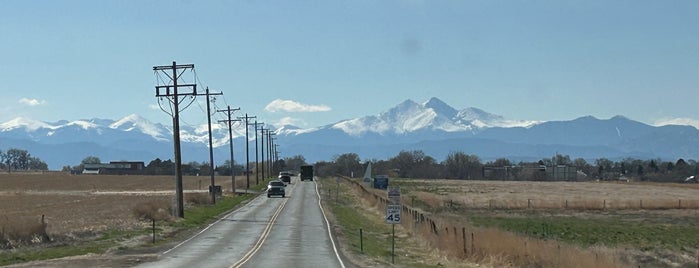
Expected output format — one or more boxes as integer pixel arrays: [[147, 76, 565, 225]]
[[260, 128, 265, 180], [218, 106, 240, 194], [268, 132, 276, 178], [153, 61, 196, 218], [237, 113, 256, 191], [203, 88, 222, 204], [254, 121, 264, 185]]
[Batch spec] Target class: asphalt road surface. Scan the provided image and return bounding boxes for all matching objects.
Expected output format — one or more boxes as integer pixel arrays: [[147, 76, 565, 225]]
[[135, 177, 350, 268]]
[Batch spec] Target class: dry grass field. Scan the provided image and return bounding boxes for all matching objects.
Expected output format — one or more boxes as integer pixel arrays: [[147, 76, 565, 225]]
[[5, 173, 699, 267], [341, 178, 699, 267], [393, 179, 699, 210], [0, 173, 253, 248]]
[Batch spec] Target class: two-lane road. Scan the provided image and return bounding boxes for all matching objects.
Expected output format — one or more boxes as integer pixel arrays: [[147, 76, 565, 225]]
[[136, 178, 348, 268], [238, 179, 344, 268]]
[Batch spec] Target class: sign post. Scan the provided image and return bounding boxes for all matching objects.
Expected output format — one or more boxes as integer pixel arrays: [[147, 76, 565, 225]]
[[385, 186, 401, 264]]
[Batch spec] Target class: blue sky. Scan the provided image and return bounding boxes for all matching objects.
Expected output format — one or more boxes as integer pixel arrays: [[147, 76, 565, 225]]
[[1, 0, 698, 129]]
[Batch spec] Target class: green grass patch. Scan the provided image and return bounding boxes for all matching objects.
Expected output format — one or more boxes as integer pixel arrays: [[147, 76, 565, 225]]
[[469, 215, 699, 250], [321, 179, 446, 268], [328, 204, 394, 258], [172, 195, 250, 228], [0, 240, 110, 266]]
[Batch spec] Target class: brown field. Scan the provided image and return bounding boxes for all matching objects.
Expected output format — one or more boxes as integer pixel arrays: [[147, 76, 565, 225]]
[[394, 179, 699, 210], [4, 174, 699, 266], [344, 178, 699, 267], [0, 173, 255, 242]]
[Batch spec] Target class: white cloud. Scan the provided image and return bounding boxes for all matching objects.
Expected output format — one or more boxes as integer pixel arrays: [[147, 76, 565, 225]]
[[264, 99, 331, 112], [18, 98, 46, 106], [654, 117, 699, 129], [276, 117, 304, 126]]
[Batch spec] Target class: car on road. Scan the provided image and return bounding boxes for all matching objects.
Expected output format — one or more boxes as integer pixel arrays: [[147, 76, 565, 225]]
[[279, 174, 291, 183], [267, 180, 286, 198], [278, 171, 293, 183]]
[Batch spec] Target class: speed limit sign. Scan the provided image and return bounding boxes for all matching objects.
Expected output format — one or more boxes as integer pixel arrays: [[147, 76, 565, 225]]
[[385, 204, 401, 224]]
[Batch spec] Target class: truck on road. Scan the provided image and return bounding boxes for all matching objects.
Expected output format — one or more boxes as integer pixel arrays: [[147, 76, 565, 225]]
[[300, 165, 314, 181]]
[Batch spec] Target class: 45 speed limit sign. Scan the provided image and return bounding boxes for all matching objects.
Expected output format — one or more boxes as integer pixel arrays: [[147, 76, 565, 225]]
[[385, 204, 401, 224]]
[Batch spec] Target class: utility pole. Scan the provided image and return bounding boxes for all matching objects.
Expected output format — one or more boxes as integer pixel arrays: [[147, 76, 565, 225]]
[[268, 131, 276, 179], [153, 61, 196, 218], [218, 106, 240, 194], [203, 87, 222, 204], [254, 121, 264, 185], [277, 145, 281, 161], [237, 113, 256, 191], [260, 128, 266, 181], [274, 143, 280, 175]]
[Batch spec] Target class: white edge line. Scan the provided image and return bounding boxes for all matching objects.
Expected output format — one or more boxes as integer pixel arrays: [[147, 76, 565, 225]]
[[315, 179, 347, 268], [163, 194, 264, 255]]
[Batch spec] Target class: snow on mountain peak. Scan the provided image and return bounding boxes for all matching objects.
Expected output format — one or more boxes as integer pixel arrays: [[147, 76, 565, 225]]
[[110, 114, 168, 141], [63, 120, 100, 130], [423, 97, 458, 118], [0, 117, 55, 132]]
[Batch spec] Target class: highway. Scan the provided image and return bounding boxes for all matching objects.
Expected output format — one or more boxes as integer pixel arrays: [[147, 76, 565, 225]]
[[135, 177, 350, 268]]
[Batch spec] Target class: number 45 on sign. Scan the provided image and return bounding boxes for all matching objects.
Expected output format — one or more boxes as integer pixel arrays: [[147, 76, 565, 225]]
[[385, 204, 401, 224]]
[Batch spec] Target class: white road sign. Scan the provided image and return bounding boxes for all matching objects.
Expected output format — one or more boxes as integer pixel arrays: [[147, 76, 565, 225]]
[[385, 204, 401, 224], [387, 186, 401, 205]]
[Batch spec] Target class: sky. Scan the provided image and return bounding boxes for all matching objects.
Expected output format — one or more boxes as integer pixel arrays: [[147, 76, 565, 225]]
[[1, 0, 698, 130]]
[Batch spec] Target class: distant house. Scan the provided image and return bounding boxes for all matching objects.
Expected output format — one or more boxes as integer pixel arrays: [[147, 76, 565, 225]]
[[82, 161, 145, 175]]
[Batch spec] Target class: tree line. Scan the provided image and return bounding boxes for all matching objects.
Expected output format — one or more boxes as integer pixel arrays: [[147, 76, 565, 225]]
[[311, 150, 699, 183], [0, 148, 49, 172], [6, 146, 697, 183], [64, 155, 309, 177]]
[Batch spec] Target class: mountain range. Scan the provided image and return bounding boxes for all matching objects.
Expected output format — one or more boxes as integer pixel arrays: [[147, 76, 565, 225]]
[[2, 97, 698, 170]]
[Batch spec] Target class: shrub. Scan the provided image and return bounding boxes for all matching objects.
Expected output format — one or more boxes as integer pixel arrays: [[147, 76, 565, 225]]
[[132, 201, 172, 221], [185, 193, 211, 205], [0, 216, 50, 249]]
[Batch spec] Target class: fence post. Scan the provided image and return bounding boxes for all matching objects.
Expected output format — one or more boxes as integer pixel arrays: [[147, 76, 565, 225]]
[[603, 199, 606, 209], [528, 199, 531, 209], [152, 219, 156, 243], [565, 200, 568, 209], [471, 232, 475, 255], [462, 227, 467, 256], [360, 228, 364, 253], [524, 241, 528, 258]]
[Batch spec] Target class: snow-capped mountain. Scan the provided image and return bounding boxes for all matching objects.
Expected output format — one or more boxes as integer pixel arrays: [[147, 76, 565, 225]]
[[0, 114, 250, 169], [2, 97, 699, 170], [287, 97, 538, 137], [276, 98, 699, 164]]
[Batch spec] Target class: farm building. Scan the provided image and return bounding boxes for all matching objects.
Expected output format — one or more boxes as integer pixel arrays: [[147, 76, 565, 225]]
[[82, 161, 145, 175]]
